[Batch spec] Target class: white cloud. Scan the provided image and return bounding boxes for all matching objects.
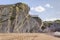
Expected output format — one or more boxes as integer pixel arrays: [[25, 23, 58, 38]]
[[45, 4, 53, 8], [44, 18, 60, 21], [31, 6, 45, 13]]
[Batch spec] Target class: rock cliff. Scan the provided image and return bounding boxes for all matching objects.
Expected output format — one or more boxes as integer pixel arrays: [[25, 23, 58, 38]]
[[0, 2, 42, 33], [41, 20, 60, 32]]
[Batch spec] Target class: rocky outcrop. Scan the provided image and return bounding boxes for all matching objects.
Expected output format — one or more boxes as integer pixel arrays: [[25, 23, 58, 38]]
[[41, 21, 60, 32], [0, 2, 42, 33]]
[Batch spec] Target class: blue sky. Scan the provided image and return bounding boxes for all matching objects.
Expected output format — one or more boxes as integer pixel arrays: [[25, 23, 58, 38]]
[[0, 0, 60, 21]]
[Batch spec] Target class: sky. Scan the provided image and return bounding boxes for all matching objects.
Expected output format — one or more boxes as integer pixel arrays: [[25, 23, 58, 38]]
[[0, 0, 60, 21]]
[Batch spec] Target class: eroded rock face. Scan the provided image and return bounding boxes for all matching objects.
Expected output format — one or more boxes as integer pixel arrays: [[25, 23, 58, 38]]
[[41, 22, 60, 33], [0, 3, 42, 33]]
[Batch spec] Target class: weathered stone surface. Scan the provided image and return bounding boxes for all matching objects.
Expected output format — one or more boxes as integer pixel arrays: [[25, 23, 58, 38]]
[[41, 21, 60, 32], [0, 2, 42, 33]]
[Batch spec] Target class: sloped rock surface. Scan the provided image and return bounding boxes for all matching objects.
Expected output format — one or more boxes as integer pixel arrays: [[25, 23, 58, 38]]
[[42, 21, 60, 32], [0, 3, 42, 33]]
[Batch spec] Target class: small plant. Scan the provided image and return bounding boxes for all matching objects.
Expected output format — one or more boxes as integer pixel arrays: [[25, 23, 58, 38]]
[[0, 18, 2, 23], [10, 16, 15, 21]]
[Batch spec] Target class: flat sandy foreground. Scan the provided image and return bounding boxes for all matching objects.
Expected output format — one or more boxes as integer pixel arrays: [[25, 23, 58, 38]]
[[0, 33, 60, 40]]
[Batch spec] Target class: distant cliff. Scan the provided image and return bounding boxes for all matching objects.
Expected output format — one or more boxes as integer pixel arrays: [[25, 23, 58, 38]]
[[0, 2, 42, 33], [41, 20, 60, 32]]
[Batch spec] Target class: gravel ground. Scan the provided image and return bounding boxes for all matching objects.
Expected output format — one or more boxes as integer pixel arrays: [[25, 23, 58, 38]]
[[0, 33, 60, 40]]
